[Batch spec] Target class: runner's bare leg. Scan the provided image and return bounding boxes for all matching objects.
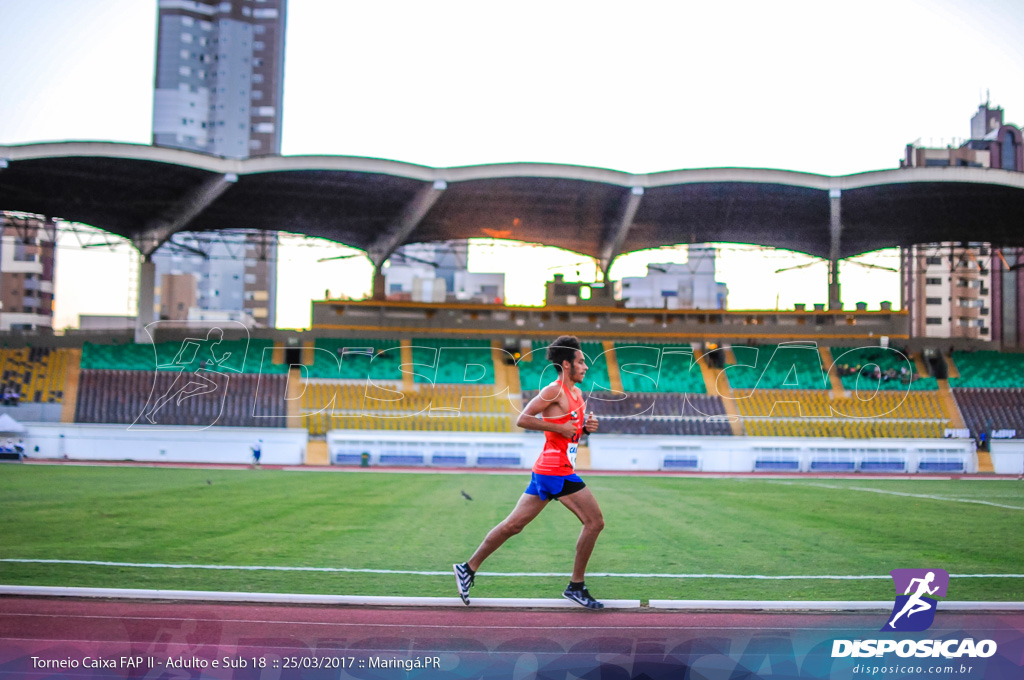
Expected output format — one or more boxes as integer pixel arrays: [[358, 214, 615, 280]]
[[467, 493, 548, 571], [557, 487, 605, 582]]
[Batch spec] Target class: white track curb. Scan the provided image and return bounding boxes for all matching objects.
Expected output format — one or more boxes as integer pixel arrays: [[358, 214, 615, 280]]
[[4, 587, 1022, 611], [649, 599, 1024, 611], [0, 586, 640, 608]]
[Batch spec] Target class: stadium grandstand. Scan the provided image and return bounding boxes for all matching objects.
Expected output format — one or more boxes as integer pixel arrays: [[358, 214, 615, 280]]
[[0, 141, 1022, 475], [0, 323, 1018, 474]]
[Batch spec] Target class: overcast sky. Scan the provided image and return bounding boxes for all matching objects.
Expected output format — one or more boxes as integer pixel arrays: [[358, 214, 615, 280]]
[[2, 0, 1023, 328]]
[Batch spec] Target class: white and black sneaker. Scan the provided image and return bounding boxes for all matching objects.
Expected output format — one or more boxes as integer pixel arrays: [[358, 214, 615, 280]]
[[453, 563, 475, 605], [563, 584, 604, 609]]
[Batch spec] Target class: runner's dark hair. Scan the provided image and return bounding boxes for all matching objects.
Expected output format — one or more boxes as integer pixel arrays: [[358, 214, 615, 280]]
[[547, 335, 582, 372]]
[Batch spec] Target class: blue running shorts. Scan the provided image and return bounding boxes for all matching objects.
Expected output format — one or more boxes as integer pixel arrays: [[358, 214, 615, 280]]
[[525, 472, 586, 501]]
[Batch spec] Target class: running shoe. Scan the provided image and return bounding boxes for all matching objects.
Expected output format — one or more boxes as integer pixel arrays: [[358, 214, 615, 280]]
[[453, 563, 474, 605], [562, 584, 604, 609]]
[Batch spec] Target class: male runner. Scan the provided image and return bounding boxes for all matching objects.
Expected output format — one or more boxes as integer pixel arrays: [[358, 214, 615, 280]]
[[454, 335, 604, 608]]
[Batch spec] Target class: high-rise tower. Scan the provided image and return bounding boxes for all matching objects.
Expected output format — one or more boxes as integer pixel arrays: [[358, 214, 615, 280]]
[[152, 0, 287, 158]]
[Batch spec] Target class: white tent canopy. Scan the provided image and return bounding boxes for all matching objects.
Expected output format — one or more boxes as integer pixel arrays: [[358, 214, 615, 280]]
[[0, 413, 26, 434]]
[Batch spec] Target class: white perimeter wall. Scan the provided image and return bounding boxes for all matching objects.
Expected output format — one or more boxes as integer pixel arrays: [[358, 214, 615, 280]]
[[589, 435, 978, 473], [990, 439, 1024, 474], [21, 423, 307, 465], [326, 430, 977, 474]]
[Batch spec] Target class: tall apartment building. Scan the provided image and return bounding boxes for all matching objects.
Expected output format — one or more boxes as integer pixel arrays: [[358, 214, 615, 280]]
[[903, 243, 992, 340], [152, 0, 286, 158], [0, 214, 57, 332], [151, 0, 285, 327], [152, 231, 277, 327], [901, 105, 1024, 346]]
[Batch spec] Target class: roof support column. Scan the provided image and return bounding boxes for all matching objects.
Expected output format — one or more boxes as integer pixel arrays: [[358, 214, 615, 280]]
[[367, 180, 447, 271], [599, 186, 644, 276], [132, 172, 237, 257], [828, 188, 842, 310], [372, 265, 386, 302], [135, 255, 156, 344]]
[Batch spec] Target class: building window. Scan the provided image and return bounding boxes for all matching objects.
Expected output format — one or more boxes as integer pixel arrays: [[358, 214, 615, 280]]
[[1003, 131, 1018, 171], [925, 297, 942, 305], [925, 256, 943, 265], [252, 73, 264, 83], [925, 158, 950, 167], [181, 16, 194, 27], [253, 41, 265, 50], [925, 277, 942, 285], [925, 317, 942, 325], [251, 90, 263, 100], [253, 8, 279, 18], [253, 24, 266, 34], [180, 32, 193, 43]]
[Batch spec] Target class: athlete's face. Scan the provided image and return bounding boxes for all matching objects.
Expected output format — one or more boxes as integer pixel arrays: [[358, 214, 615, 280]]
[[563, 350, 587, 384]]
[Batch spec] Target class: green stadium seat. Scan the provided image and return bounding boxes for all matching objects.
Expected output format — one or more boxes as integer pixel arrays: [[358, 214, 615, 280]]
[[614, 342, 706, 393], [726, 343, 829, 391], [950, 351, 1024, 389]]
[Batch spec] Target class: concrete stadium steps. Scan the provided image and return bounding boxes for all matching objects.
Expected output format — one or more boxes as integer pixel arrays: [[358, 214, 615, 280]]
[[818, 346, 846, 396], [60, 349, 82, 423], [937, 379, 968, 430], [602, 340, 624, 393]]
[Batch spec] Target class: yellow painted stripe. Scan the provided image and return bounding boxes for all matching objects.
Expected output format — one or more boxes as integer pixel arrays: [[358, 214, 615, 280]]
[[61, 349, 82, 424], [602, 340, 623, 393]]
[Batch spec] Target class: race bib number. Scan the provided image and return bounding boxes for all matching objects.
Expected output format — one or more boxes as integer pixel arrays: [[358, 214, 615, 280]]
[[567, 443, 578, 469]]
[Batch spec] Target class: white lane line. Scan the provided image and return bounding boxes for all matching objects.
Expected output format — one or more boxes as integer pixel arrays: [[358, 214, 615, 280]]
[[2, 560, 1023, 579], [768, 480, 1024, 510]]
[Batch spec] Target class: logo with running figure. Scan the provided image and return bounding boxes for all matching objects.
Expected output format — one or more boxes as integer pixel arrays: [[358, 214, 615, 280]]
[[883, 568, 949, 632]]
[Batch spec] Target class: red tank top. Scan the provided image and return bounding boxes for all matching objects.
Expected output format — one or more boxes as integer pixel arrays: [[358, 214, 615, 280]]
[[532, 380, 586, 476]]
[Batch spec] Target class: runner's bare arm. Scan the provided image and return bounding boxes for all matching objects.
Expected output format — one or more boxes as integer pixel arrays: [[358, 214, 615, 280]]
[[517, 384, 576, 438]]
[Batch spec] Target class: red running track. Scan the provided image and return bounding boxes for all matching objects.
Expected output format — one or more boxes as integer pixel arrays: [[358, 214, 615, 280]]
[[2, 597, 1023, 679]]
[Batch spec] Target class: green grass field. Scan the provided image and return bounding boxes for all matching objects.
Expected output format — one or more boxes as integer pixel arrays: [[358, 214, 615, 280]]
[[1, 464, 1021, 601]]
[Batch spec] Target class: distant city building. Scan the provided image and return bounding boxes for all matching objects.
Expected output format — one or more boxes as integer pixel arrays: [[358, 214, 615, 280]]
[[901, 105, 1024, 347], [152, 231, 277, 327], [903, 243, 992, 340], [383, 242, 505, 304], [0, 213, 56, 332], [152, 0, 287, 158], [187, 307, 257, 328], [902, 104, 1022, 171], [620, 246, 728, 310], [544, 274, 614, 307], [77, 315, 136, 332], [151, 1, 284, 327]]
